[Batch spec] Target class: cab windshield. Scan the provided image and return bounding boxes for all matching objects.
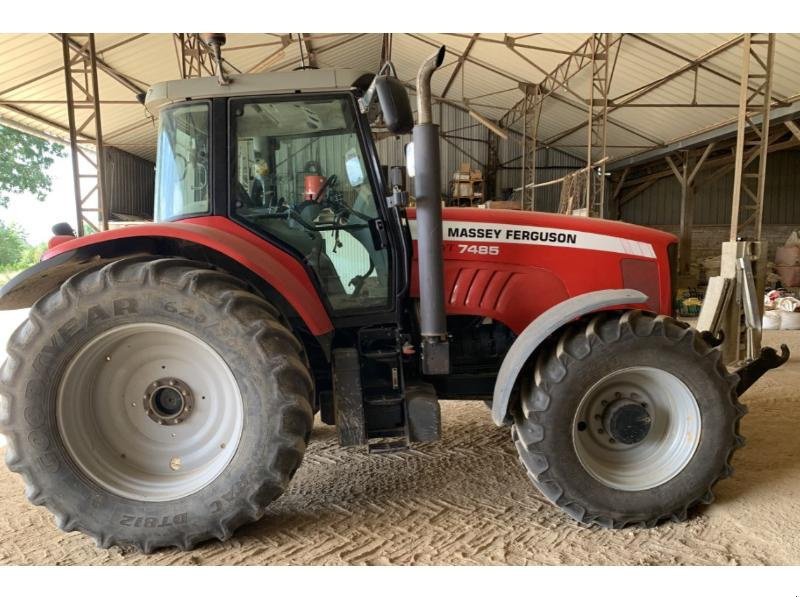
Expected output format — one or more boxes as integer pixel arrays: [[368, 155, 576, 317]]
[[230, 95, 390, 313], [154, 103, 210, 221]]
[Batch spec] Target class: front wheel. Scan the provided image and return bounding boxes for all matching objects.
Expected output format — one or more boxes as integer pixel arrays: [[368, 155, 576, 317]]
[[0, 257, 314, 552], [512, 310, 745, 528]]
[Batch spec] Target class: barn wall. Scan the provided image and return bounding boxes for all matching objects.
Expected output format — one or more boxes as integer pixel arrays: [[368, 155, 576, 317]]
[[104, 147, 155, 220], [619, 149, 800, 226]]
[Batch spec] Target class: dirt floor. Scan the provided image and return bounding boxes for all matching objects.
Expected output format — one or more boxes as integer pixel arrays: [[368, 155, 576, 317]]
[[0, 307, 799, 565]]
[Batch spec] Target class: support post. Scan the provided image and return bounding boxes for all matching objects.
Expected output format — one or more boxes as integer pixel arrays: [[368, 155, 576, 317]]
[[678, 153, 694, 279], [729, 33, 776, 242], [485, 130, 500, 201], [175, 34, 215, 79], [586, 34, 618, 218], [61, 33, 107, 235], [519, 83, 542, 210]]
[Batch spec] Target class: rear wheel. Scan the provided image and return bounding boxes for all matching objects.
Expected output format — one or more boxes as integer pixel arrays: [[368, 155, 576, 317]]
[[512, 310, 745, 528], [0, 257, 314, 552]]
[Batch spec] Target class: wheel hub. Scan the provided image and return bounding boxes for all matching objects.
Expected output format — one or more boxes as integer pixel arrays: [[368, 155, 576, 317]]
[[56, 323, 244, 502], [602, 398, 652, 445], [144, 378, 194, 425], [572, 366, 702, 492]]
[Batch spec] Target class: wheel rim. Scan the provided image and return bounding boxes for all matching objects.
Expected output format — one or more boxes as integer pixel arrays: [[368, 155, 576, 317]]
[[57, 323, 244, 502], [572, 366, 701, 492]]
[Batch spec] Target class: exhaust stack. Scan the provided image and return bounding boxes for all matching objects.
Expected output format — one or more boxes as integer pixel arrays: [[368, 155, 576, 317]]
[[413, 46, 449, 375]]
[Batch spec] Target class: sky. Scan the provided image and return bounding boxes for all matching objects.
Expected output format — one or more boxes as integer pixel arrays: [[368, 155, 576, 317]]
[[3, 151, 79, 245]]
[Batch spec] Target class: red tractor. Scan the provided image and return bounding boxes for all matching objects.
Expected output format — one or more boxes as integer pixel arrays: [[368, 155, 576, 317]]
[[0, 44, 785, 552]]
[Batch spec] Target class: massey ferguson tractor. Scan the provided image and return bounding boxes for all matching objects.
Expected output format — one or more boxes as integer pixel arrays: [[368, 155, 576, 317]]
[[0, 40, 788, 553]]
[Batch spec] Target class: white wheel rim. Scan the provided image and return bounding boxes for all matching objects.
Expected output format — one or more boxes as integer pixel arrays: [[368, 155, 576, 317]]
[[572, 366, 701, 492], [57, 323, 244, 502]]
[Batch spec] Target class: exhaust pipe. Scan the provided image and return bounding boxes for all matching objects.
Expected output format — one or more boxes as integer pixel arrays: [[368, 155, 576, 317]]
[[413, 46, 449, 375]]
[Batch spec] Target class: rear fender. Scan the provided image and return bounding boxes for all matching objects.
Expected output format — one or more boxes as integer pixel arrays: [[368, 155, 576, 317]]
[[0, 218, 334, 336], [491, 288, 648, 426]]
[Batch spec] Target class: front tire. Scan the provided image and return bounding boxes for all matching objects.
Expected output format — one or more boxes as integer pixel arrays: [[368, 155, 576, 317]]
[[0, 257, 314, 552], [512, 310, 745, 528]]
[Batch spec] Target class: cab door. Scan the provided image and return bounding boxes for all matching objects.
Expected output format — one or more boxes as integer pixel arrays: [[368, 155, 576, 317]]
[[228, 93, 398, 325]]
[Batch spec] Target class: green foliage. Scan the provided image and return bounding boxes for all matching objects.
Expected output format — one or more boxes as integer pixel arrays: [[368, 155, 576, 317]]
[[0, 221, 46, 283], [0, 124, 66, 208], [0, 221, 28, 265]]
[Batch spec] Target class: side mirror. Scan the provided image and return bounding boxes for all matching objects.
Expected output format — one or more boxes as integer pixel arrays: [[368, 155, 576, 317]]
[[375, 76, 413, 135]]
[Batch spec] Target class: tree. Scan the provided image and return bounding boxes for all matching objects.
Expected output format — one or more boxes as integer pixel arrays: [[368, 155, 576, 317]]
[[0, 124, 66, 208], [0, 221, 28, 266]]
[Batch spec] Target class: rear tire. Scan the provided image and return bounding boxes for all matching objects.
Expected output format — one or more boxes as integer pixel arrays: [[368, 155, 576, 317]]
[[512, 310, 745, 528], [0, 257, 314, 552]]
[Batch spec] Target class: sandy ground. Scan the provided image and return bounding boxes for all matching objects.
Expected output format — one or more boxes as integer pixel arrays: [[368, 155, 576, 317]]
[[0, 308, 799, 565]]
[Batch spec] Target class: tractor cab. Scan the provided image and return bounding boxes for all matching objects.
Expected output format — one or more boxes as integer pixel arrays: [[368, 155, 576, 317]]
[[148, 68, 413, 323]]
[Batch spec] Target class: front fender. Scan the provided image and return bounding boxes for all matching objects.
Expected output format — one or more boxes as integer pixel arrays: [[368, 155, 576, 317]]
[[491, 288, 648, 426], [0, 217, 334, 336]]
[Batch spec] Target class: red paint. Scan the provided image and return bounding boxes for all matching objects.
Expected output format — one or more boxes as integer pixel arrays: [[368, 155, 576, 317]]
[[43, 217, 334, 335], [41, 207, 675, 339], [407, 207, 676, 334], [47, 235, 76, 250]]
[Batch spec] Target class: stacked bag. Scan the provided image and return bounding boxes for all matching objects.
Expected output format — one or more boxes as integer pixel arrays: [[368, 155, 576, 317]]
[[774, 231, 800, 287], [763, 289, 800, 330]]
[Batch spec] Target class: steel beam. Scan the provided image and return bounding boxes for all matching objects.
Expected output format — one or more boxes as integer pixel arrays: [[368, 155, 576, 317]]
[[300, 34, 317, 69], [665, 151, 698, 277], [245, 35, 292, 73], [441, 34, 479, 98], [785, 120, 800, 142], [585, 34, 621, 218], [630, 34, 788, 105], [485, 130, 500, 200], [519, 84, 543, 210], [53, 34, 146, 95], [175, 34, 215, 79], [730, 34, 776, 242], [608, 99, 800, 171], [544, 35, 760, 150], [61, 34, 107, 235], [498, 34, 596, 128]]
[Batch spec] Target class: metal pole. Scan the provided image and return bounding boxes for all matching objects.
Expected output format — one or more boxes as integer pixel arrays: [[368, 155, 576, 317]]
[[585, 37, 595, 213], [88, 34, 108, 231], [729, 34, 751, 241], [729, 33, 775, 242], [754, 35, 775, 241], [678, 153, 693, 277], [61, 35, 84, 237]]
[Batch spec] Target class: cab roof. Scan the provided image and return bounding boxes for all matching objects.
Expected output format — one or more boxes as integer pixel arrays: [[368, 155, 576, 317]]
[[144, 69, 373, 113]]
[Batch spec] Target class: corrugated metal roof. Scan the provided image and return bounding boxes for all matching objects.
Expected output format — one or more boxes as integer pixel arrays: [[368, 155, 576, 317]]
[[1, 33, 799, 168]]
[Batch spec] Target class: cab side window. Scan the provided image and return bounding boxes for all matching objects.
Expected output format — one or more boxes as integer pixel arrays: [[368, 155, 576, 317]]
[[231, 96, 390, 313]]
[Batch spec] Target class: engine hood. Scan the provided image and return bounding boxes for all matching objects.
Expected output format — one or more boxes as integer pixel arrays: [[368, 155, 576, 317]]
[[406, 207, 677, 259]]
